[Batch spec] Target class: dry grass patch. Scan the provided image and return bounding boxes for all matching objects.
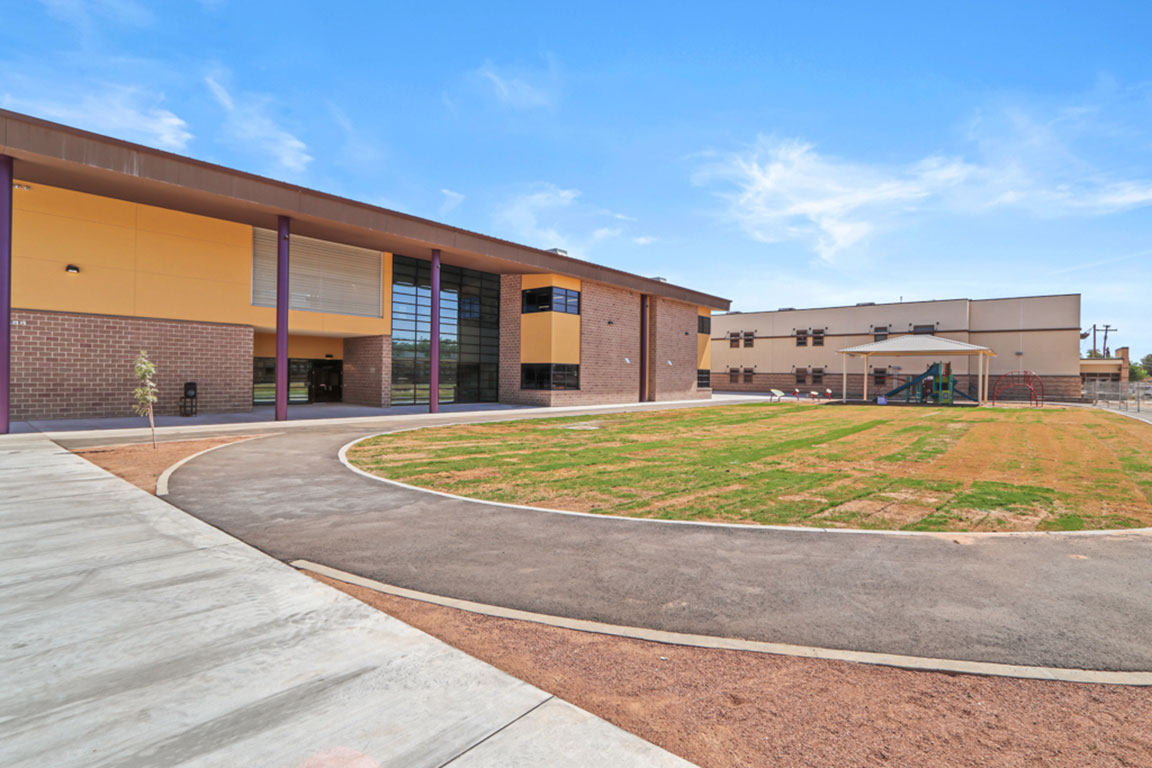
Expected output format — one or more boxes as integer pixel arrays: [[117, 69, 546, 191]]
[[348, 403, 1152, 531]]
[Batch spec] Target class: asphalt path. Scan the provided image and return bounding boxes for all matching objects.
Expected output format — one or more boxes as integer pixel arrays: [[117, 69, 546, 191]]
[[159, 405, 1152, 672]]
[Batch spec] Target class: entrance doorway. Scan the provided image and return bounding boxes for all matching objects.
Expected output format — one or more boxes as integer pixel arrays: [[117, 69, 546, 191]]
[[253, 358, 343, 404]]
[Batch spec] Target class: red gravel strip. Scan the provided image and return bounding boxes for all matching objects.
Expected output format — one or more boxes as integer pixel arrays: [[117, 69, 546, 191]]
[[311, 573, 1152, 768]]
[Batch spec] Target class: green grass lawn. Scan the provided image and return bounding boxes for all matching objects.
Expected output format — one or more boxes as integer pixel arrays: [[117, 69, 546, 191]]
[[347, 403, 1152, 531]]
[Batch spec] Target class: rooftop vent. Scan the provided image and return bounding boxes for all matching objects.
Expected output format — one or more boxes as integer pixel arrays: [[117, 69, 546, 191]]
[[778, 307, 795, 311], [856, 302, 876, 306], [547, 248, 567, 257], [650, 276, 668, 282]]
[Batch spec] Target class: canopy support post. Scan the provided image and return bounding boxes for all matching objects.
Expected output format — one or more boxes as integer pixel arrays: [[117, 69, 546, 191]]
[[841, 354, 847, 403]]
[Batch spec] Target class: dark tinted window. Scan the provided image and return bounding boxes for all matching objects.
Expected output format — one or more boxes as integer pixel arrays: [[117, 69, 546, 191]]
[[743, 332, 754, 348], [522, 287, 580, 314], [812, 330, 824, 347], [913, 324, 935, 335], [521, 364, 580, 390], [697, 369, 710, 388], [796, 331, 808, 347], [729, 333, 740, 348], [698, 315, 712, 334]]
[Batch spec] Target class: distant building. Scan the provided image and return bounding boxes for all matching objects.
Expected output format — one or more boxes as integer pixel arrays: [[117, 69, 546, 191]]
[[710, 294, 1083, 400], [1080, 347, 1130, 385]]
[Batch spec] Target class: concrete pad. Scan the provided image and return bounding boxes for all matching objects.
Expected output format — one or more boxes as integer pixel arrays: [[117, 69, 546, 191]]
[[0, 435, 689, 767], [448, 698, 694, 767]]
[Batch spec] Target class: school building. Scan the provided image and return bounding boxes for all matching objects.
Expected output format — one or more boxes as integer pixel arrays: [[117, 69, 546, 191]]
[[0, 110, 726, 432], [710, 294, 1087, 400]]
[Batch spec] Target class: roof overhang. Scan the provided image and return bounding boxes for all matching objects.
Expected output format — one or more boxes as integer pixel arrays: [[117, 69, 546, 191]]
[[0, 109, 729, 310], [838, 335, 995, 357]]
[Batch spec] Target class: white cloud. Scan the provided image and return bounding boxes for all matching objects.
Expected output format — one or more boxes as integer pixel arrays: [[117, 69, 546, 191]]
[[696, 105, 1152, 263], [466, 57, 558, 110], [39, 0, 152, 32], [633, 236, 657, 245], [440, 188, 465, 215], [204, 73, 311, 175], [491, 183, 636, 258], [2, 85, 191, 151]]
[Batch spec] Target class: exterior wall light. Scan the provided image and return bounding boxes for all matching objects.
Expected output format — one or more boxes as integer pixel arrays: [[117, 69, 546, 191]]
[[65, 265, 81, 273]]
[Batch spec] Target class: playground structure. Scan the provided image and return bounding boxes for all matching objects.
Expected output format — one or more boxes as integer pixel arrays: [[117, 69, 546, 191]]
[[883, 361, 976, 405], [991, 370, 1045, 407], [838, 334, 996, 405]]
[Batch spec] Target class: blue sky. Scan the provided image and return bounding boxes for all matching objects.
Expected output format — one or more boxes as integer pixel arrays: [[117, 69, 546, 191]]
[[4, 1, 1150, 358]]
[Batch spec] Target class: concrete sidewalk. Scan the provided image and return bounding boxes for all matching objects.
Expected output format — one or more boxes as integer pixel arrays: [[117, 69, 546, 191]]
[[0, 434, 692, 768]]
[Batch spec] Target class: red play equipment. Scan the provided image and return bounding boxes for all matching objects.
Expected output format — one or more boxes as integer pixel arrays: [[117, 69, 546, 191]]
[[990, 370, 1045, 407]]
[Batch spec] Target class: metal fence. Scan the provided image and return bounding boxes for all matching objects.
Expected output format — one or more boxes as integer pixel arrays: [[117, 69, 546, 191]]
[[1082, 379, 1150, 413]]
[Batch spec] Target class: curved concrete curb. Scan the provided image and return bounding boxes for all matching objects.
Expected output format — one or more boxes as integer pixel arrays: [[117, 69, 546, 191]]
[[294, 560, 1152, 686], [338, 433, 1152, 539], [156, 434, 270, 496]]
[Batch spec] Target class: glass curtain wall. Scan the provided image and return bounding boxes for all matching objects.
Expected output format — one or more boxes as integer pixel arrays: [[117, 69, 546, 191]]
[[391, 254, 500, 405]]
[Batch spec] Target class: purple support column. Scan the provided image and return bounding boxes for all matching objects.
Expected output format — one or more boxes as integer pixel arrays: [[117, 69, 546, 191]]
[[639, 294, 649, 403], [0, 155, 12, 434], [275, 215, 290, 422], [429, 249, 441, 414]]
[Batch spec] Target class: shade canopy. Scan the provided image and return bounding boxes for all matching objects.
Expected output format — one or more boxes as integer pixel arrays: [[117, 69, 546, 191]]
[[838, 334, 994, 357]]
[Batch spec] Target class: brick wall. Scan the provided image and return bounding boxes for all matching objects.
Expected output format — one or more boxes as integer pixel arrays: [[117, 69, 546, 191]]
[[343, 335, 391, 407], [711, 370, 1085, 403], [649, 297, 709, 401], [11, 309, 252, 420]]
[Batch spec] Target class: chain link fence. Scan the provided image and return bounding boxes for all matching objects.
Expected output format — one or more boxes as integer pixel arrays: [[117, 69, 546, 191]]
[[1083, 379, 1150, 413]]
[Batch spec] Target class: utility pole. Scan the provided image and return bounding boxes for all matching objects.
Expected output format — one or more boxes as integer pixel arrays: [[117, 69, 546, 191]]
[[1093, 324, 1097, 357], [1102, 324, 1116, 358]]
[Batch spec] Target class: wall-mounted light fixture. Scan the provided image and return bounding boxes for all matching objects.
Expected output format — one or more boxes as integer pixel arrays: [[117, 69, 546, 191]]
[[607, 320, 614, 325], [12, 183, 31, 191], [325, 353, 334, 359], [65, 264, 81, 273]]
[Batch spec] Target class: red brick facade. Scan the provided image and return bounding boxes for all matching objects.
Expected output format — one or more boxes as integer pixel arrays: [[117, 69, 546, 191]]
[[11, 309, 253, 420], [649, 297, 709, 401], [499, 278, 709, 406], [343, 335, 392, 407]]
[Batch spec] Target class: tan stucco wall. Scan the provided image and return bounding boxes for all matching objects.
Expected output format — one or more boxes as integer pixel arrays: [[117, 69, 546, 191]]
[[712, 295, 1081, 380]]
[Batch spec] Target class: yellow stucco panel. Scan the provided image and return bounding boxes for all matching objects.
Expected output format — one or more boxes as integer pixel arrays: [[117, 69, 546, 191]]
[[12, 181, 392, 337], [253, 333, 345, 360], [697, 334, 712, 370], [521, 311, 581, 364], [521, 273, 581, 292]]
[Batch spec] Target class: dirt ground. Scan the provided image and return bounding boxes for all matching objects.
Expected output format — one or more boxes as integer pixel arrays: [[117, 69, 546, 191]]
[[73, 436, 253, 493], [310, 573, 1152, 768]]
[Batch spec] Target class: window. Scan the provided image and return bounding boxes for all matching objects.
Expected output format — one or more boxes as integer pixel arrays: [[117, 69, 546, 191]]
[[521, 363, 579, 390], [795, 369, 807, 385], [812, 329, 825, 347], [729, 367, 740, 383], [698, 315, 712, 335], [912, 324, 935, 335], [697, 369, 711, 388], [252, 228, 383, 317], [743, 367, 755, 384], [522, 286, 580, 314], [796, 330, 808, 347], [873, 325, 888, 342], [874, 367, 887, 388], [811, 367, 824, 385], [743, 331, 755, 348], [729, 332, 740, 348]]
